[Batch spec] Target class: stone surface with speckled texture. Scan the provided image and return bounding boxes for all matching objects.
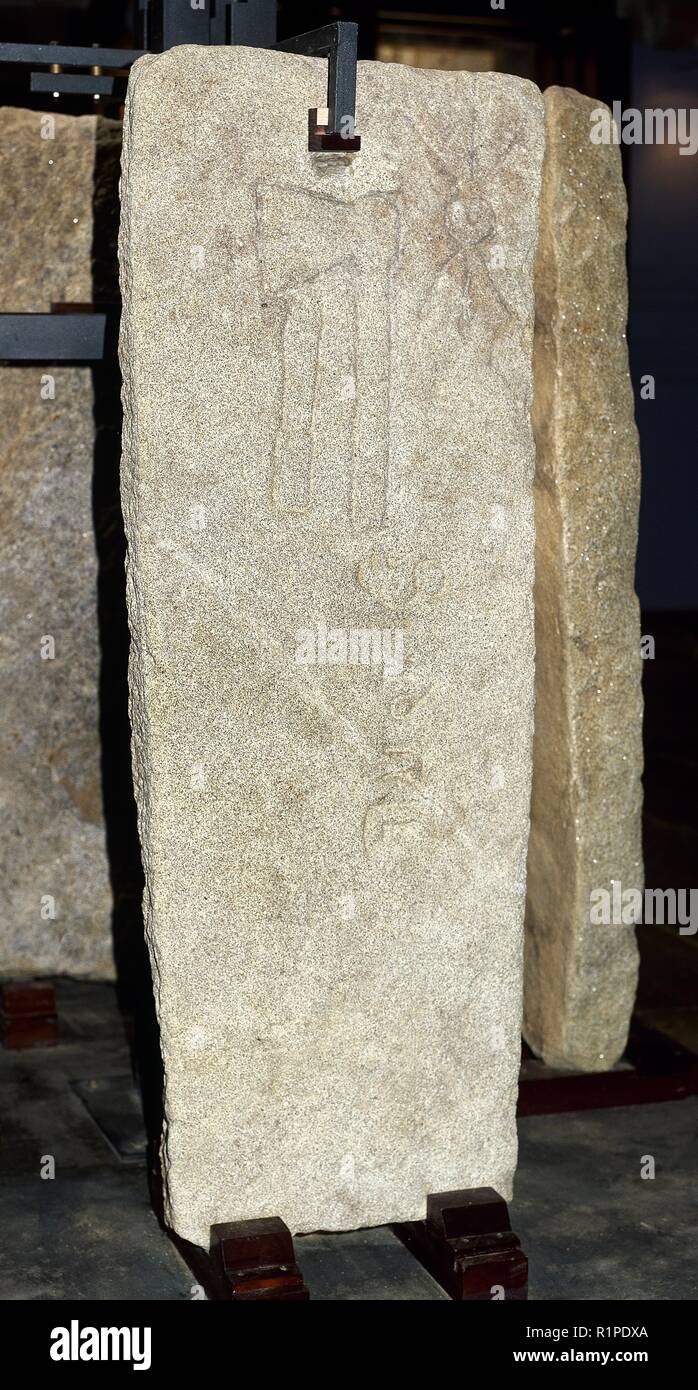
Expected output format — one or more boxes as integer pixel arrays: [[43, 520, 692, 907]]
[[0, 108, 119, 979], [523, 87, 643, 1072], [119, 46, 544, 1242]]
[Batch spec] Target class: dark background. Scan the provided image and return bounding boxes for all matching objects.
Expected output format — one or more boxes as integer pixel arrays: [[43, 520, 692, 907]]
[[1, 0, 696, 1041]]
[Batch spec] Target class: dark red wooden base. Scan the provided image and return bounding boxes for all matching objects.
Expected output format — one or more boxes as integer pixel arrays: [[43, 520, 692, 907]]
[[396, 1187, 528, 1300], [518, 1022, 698, 1116], [175, 1216, 309, 1301], [0, 980, 58, 1050], [211, 1218, 309, 1300]]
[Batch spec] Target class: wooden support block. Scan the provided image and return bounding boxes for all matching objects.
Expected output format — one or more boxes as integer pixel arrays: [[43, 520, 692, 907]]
[[0, 980, 58, 1050], [210, 1217, 310, 1301], [396, 1186, 528, 1301], [172, 1215, 310, 1301]]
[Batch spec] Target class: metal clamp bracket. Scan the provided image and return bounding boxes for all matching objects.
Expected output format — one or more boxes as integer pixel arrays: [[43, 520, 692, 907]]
[[277, 23, 360, 149]]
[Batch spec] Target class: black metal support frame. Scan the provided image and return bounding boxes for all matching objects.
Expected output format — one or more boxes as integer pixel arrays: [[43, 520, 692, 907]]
[[0, 0, 360, 364], [278, 23, 359, 139], [143, 0, 278, 53]]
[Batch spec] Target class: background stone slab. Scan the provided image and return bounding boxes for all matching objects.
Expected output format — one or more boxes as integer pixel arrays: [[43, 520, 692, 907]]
[[0, 109, 119, 979], [523, 87, 643, 1072], [119, 46, 543, 1243]]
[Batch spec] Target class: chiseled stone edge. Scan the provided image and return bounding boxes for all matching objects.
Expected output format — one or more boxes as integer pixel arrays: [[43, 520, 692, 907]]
[[524, 87, 642, 1071]]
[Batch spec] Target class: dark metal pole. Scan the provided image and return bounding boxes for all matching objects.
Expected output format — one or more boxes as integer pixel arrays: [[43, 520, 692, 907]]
[[277, 22, 359, 137]]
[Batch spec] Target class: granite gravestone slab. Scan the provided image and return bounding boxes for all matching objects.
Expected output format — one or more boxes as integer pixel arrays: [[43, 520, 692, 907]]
[[119, 47, 544, 1242], [0, 109, 119, 979], [524, 88, 643, 1072]]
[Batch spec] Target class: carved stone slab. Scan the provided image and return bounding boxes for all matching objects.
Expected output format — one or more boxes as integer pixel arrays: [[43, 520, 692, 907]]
[[119, 46, 544, 1242], [524, 88, 643, 1071], [0, 109, 119, 979]]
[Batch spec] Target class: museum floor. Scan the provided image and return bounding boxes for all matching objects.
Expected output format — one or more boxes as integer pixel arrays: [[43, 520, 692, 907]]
[[2, 975, 696, 1302]]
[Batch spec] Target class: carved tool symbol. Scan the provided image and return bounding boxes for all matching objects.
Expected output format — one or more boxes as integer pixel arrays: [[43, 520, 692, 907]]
[[257, 184, 400, 528]]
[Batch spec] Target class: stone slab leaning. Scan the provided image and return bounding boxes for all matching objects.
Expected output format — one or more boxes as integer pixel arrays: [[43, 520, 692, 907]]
[[0, 108, 119, 979], [523, 87, 643, 1072], [119, 46, 544, 1243]]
